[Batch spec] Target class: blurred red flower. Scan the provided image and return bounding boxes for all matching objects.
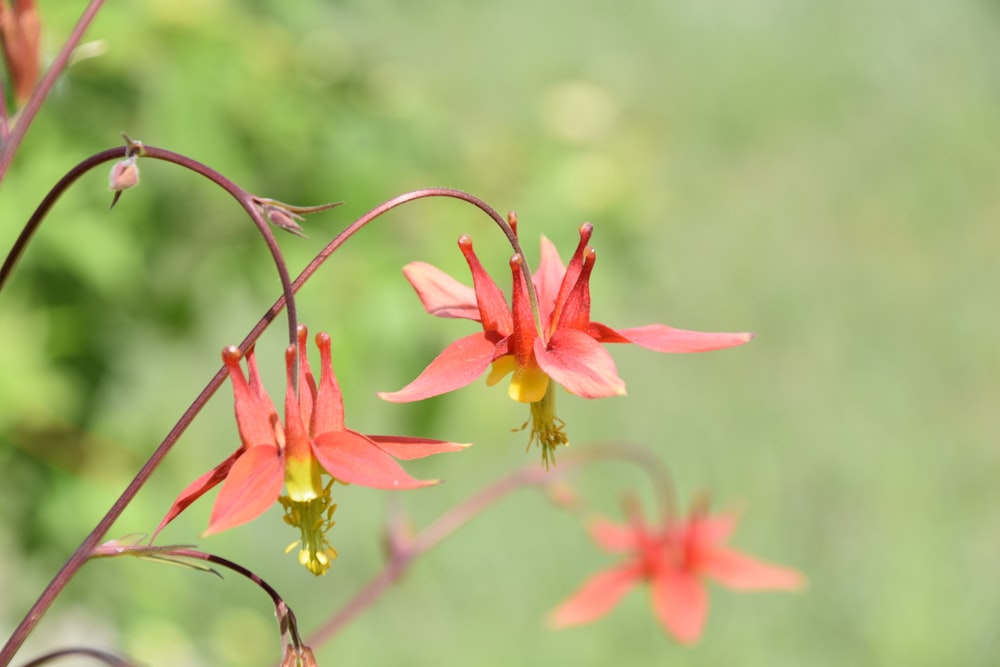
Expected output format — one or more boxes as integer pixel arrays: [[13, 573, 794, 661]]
[[549, 502, 804, 643]]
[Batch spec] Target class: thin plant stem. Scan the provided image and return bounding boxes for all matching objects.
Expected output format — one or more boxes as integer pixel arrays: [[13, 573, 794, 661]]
[[0, 70, 8, 142], [91, 544, 301, 639], [307, 442, 675, 646], [16, 647, 135, 667], [0, 0, 107, 185], [91, 543, 308, 662]]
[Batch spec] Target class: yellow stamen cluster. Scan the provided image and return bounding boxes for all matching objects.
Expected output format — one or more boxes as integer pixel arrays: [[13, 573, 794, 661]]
[[280, 482, 338, 575], [519, 383, 569, 469]]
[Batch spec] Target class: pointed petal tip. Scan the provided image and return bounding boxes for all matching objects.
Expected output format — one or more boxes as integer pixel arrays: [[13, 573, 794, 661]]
[[762, 566, 807, 591], [367, 436, 471, 460], [376, 333, 495, 403], [703, 548, 806, 591], [201, 513, 244, 538], [376, 389, 422, 404], [604, 324, 756, 354], [387, 477, 442, 490], [672, 629, 703, 645], [200, 523, 224, 538], [546, 611, 571, 630]]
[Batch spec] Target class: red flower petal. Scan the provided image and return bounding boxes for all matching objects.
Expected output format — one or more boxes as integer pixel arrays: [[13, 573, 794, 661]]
[[154, 447, 242, 538], [402, 261, 480, 320], [312, 430, 439, 490], [312, 332, 345, 434], [204, 445, 284, 536], [549, 563, 642, 628], [589, 517, 642, 553], [367, 435, 470, 460], [378, 332, 497, 402], [296, 326, 317, 429], [533, 235, 566, 327], [699, 547, 804, 591], [459, 235, 513, 335], [545, 224, 593, 336], [549, 243, 595, 333], [244, 345, 279, 417], [592, 323, 754, 353], [689, 513, 739, 545], [509, 254, 541, 371], [222, 346, 277, 450], [651, 567, 708, 644], [535, 329, 626, 398]]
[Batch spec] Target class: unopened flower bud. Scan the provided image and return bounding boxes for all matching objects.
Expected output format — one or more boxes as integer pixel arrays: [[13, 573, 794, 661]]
[[280, 645, 318, 667], [280, 645, 297, 667], [262, 204, 307, 238], [299, 647, 318, 667], [108, 155, 140, 192]]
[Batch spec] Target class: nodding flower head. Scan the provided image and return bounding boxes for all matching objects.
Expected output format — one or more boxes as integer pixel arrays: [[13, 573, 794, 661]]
[[549, 501, 804, 643], [379, 223, 754, 467], [156, 325, 468, 575]]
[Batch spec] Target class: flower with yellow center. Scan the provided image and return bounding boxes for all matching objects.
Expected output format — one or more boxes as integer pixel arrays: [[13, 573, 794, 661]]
[[156, 325, 467, 574], [379, 223, 754, 467], [549, 501, 804, 643]]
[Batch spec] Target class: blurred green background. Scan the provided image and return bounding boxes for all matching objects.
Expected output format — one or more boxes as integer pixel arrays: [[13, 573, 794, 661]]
[[2, 0, 999, 665]]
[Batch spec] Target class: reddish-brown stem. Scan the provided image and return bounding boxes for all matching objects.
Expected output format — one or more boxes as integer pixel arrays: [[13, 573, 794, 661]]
[[91, 544, 302, 644], [0, 77, 8, 142], [16, 647, 135, 667], [307, 442, 675, 646], [0, 0, 106, 185]]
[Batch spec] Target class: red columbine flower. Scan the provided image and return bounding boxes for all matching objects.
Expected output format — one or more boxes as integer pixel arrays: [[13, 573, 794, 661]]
[[156, 325, 466, 575], [379, 222, 753, 466], [549, 501, 804, 643]]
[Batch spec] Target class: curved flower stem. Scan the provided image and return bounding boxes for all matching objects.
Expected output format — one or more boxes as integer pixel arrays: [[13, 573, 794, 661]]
[[16, 647, 136, 667], [0, 188, 533, 667], [307, 441, 675, 647], [0, 144, 300, 345], [91, 544, 304, 650], [0, 0, 107, 185], [292, 187, 543, 336], [304, 187, 533, 288]]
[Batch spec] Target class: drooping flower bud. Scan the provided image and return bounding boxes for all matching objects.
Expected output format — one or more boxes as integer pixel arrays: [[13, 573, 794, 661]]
[[280, 644, 318, 667], [262, 204, 308, 238], [108, 155, 140, 208], [108, 155, 140, 192]]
